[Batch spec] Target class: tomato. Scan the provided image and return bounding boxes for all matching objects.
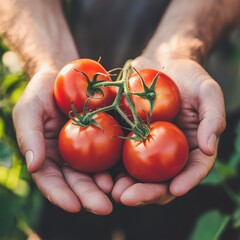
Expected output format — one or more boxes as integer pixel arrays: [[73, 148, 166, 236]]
[[58, 112, 124, 173], [54, 59, 116, 115], [122, 121, 188, 182], [120, 69, 181, 122]]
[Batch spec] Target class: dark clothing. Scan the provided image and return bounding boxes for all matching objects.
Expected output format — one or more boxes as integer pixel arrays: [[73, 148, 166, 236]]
[[69, 0, 170, 69]]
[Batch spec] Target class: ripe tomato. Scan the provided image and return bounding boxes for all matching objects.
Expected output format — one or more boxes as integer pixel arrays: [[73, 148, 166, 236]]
[[58, 112, 124, 173], [54, 59, 116, 115], [122, 121, 188, 182], [120, 69, 181, 122]]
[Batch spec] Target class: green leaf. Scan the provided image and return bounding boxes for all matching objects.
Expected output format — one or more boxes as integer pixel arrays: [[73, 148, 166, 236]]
[[21, 188, 44, 228], [0, 188, 16, 237], [235, 120, 240, 153], [9, 83, 26, 104], [0, 141, 13, 168], [0, 118, 4, 138], [201, 167, 223, 185], [188, 210, 231, 240], [201, 161, 236, 185], [2, 73, 24, 94], [233, 207, 240, 228], [228, 152, 240, 169]]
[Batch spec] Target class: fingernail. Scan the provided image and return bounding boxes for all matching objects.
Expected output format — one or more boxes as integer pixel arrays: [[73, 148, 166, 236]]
[[25, 150, 34, 170], [85, 208, 99, 215], [135, 201, 146, 207], [208, 134, 217, 154]]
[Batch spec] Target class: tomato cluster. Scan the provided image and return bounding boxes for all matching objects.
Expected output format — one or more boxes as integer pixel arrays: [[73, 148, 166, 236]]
[[54, 58, 189, 183]]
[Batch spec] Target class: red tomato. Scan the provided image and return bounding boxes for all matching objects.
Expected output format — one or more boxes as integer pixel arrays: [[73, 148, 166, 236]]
[[120, 69, 181, 122], [122, 121, 188, 182], [58, 112, 124, 173], [54, 59, 116, 115]]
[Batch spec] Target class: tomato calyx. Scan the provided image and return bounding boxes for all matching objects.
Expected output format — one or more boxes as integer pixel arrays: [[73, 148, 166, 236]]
[[69, 103, 103, 129], [130, 68, 162, 120], [73, 60, 154, 141], [131, 122, 150, 141], [74, 69, 108, 99], [69, 60, 171, 141]]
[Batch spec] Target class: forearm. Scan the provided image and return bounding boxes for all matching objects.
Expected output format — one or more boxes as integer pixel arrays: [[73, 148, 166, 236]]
[[0, 0, 78, 77], [143, 0, 240, 63]]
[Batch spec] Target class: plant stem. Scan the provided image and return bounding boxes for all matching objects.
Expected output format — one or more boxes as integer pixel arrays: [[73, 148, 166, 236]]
[[121, 61, 140, 127], [92, 80, 123, 88], [76, 59, 149, 140], [222, 182, 240, 206]]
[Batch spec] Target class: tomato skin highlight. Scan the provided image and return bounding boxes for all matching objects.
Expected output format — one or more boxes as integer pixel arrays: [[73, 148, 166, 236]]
[[122, 121, 189, 182], [120, 69, 181, 122], [58, 112, 124, 173], [54, 58, 116, 115]]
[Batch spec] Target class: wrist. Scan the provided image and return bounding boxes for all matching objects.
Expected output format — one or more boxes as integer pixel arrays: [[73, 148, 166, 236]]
[[141, 0, 240, 66], [23, 51, 79, 78], [143, 36, 206, 67]]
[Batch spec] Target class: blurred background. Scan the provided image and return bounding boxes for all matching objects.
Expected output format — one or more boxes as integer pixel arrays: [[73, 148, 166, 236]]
[[0, 25, 240, 240]]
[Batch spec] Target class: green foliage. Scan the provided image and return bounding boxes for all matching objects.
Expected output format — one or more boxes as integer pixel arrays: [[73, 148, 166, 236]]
[[188, 210, 231, 240], [194, 118, 240, 239], [0, 38, 43, 239], [201, 161, 237, 186], [0, 141, 13, 168]]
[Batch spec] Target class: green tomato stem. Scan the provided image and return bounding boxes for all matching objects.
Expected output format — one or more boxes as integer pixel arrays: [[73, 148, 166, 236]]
[[78, 59, 149, 140], [92, 80, 124, 88], [121, 60, 141, 127], [83, 83, 125, 121]]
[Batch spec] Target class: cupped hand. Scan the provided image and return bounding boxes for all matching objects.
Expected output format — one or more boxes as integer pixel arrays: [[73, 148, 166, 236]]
[[111, 56, 226, 206], [12, 67, 114, 215]]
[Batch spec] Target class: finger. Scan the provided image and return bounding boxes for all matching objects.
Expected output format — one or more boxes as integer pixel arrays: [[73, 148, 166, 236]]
[[120, 182, 175, 206], [32, 160, 81, 213], [13, 98, 46, 173], [111, 174, 136, 203], [198, 80, 226, 155], [63, 167, 113, 215], [169, 148, 216, 196], [92, 172, 114, 194]]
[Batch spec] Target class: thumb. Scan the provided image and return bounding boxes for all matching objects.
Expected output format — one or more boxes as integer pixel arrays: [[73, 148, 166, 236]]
[[198, 80, 226, 155], [13, 98, 46, 173]]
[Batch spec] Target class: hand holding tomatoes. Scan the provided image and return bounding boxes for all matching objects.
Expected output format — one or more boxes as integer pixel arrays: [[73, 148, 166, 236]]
[[14, 55, 224, 214], [13, 69, 114, 215], [110, 56, 226, 207]]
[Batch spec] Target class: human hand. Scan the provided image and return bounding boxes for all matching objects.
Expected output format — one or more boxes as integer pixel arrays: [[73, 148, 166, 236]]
[[111, 56, 226, 206], [13, 67, 114, 215]]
